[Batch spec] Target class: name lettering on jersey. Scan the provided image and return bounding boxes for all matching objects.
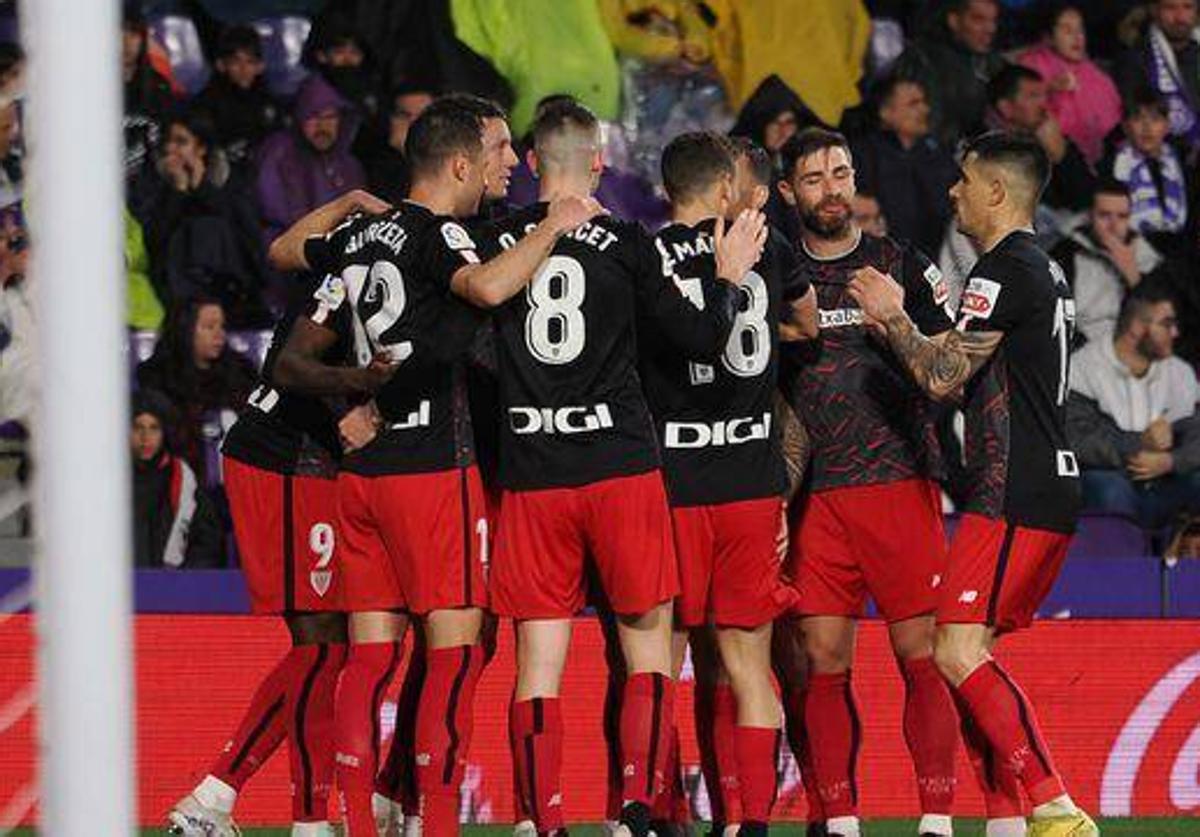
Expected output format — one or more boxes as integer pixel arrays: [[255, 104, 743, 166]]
[[387, 400, 432, 431], [958, 277, 1002, 322], [247, 385, 280, 414], [563, 221, 618, 252], [498, 223, 540, 251], [923, 263, 950, 305], [664, 412, 772, 449], [344, 220, 410, 257], [440, 222, 480, 264], [654, 231, 714, 279], [818, 307, 865, 329], [509, 404, 614, 435]]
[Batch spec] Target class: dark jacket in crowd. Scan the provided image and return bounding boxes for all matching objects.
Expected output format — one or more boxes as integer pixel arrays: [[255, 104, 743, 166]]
[[124, 54, 177, 180], [1042, 139, 1097, 213], [191, 73, 284, 170], [851, 129, 957, 256], [892, 35, 1007, 148]]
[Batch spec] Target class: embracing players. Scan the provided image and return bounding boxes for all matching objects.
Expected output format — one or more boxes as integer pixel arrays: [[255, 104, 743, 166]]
[[776, 127, 961, 837], [850, 131, 1094, 837]]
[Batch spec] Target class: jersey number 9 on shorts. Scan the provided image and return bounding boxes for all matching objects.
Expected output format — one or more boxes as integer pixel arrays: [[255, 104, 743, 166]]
[[525, 255, 586, 365]]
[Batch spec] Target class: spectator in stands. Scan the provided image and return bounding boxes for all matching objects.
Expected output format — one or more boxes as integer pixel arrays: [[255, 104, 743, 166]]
[[1104, 90, 1190, 256], [987, 63, 1096, 213], [1116, 0, 1200, 157], [852, 76, 957, 256], [0, 41, 24, 104], [136, 296, 256, 488], [0, 215, 32, 430], [730, 75, 805, 237], [304, 10, 382, 122], [1068, 283, 1200, 532], [891, 0, 1006, 148], [1018, 4, 1123, 167], [125, 206, 163, 331], [0, 102, 21, 223], [191, 25, 282, 171], [135, 110, 269, 328], [852, 192, 888, 237], [255, 75, 366, 249], [122, 2, 176, 180], [131, 389, 223, 569], [362, 83, 434, 205], [1053, 179, 1164, 346]]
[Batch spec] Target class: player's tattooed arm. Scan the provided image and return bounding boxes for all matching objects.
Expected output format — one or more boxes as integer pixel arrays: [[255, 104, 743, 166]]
[[847, 265, 1001, 402], [268, 190, 391, 271], [274, 318, 396, 397], [775, 392, 809, 499]]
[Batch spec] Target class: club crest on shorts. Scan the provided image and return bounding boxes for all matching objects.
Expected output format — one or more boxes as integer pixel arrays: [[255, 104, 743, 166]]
[[310, 568, 332, 597]]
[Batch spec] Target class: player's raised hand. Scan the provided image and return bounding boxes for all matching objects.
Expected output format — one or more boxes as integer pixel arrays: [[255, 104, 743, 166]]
[[546, 195, 606, 236], [714, 209, 767, 285], [343, 189, 392, 216], [339, 401, 383, 453], [848, 265, 905, 325]]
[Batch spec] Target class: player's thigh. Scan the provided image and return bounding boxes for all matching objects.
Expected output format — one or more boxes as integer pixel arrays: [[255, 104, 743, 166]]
[[350, 609, 409, 644], [715, 621, 773, 683], [853, 479, 947, 623], [515, 618, 574, 700], [223, 456, 288, 614], [492, 486, 588, 619], [423, 606, 484, 649], [991, 524, 1073, 633], [585, 471, 679, 618], [337, 472, 405, 612], [289, 472, 344, 612], [789, 489, 866, 619], [670, 505, 716, 630], [711, 497, 792, 629], [887, 613, 937, 661]]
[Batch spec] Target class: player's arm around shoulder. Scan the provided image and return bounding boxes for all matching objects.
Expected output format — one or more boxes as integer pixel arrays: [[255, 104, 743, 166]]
[[778, 234, 818, 342], [267, 189, 391, 272]]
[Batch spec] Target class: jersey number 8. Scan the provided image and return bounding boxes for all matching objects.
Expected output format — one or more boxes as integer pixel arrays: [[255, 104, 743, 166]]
[[525, 255, 586, 365], [676, 270, 771, 380]]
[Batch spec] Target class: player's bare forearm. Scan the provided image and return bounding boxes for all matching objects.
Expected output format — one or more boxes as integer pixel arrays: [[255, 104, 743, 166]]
[[273, 319, 379, 396], [882, 313, 1001, 402], [268, 189, 389, 271], [452, 221, 561, 308]]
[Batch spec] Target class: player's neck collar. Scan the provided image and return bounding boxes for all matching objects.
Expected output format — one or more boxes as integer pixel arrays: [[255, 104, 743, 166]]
[[984, 226, 1036, 254], [801, 227, 862, 262]]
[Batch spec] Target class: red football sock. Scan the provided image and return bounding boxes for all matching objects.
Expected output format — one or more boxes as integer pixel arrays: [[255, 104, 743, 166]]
[[211, 647, 296, 789], [900, 656, 958, 815], [603, 666, 624, 821], [414, 644, 485, 834], [782, 684, 823, 824], [651, 724, 686, 822], [735, 725, 779, 824], [620, 672, 676, 808], [511, 697, 565, 830], [955, 661, 1065, 806], [804, 671, 861, 819], [335, 641, 402, 836], [287, 643, 346, 823], [712, 683, 744, 823], [509, 692, 531, 823], [377, 640, 426, 810], [952, 689, 1023, 818]]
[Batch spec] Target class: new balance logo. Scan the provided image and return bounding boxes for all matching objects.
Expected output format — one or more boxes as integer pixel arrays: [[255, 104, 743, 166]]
[[958, 590, 979, 604], [664, 412, 771, 449], [510, 404, 614, 435]]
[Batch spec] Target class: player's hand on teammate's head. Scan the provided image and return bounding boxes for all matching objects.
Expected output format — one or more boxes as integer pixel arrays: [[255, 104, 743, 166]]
[[546, 194, 606, 235], [847, 265, 905, 323], [338, 400, 383, 453], [714, 208, 767, 284], [344, 189, 392, 217]]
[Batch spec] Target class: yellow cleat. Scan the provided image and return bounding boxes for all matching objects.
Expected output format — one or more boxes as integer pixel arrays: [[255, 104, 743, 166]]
[[1028, 811, 1099, 836]]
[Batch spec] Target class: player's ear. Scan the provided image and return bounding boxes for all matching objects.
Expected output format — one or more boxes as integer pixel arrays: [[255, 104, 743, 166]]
[[450, 152, 470, 184], [778, 178, 797, 207], [752, 183, 769, 212], [591, 148, 604, 175], [526, 148, 539, 179]]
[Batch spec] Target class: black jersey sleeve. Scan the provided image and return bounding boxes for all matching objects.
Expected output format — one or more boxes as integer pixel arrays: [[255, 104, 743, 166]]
[[773, 231, 810, 301], [302, 212, 362, 274], [900, 245, 954, 336], [633, 227, 738, 359], [959, 255, 1031, 333], [421, 218, 484, 294]]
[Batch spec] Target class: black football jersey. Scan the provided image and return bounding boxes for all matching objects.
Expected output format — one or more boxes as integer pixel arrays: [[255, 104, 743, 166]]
[[956, 230, 1081, 533], [779, 233, 954, 491], [479, 203, 739, 490], [641, 221, 807, 506], [302, 202, 484, 476]]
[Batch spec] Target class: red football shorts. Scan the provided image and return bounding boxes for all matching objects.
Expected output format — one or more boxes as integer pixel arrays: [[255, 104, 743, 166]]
[[673, 497, 796, 629], [937, 513, 1072, 633], [337, 465, 489, 615], [224, 455, 341, 614], [491, 470, 679, 619], [787, 478, 947, 622]]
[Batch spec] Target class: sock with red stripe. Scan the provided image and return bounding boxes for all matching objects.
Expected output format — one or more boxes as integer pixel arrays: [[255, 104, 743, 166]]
[[620, 672, 676, 808], [782, 684, 823, 825], [210, 647, 298, 790], [287, 643, 346, 824], [335, 641, 402, 836], [376, 640, 425, 811], [954, 660, 1065, 806], [415, 644, 485, 834], [735, 725, 779, 824], [805, 671, 861, 819], [511, 697, 565, 831], [900, 656, 958, 816]]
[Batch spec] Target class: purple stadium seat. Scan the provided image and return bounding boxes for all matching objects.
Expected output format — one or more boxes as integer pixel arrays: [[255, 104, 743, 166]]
[[147, 15, 211, 98], [1164, 559, 1200, 617], [253, 16, 311, 99]]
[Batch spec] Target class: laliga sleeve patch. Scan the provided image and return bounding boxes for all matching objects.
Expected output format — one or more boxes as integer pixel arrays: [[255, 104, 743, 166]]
[[312, 274, 347, 322], [959, 276, 1001, 321], [441, 221, 480, 263], [923, 263, 950, 305]]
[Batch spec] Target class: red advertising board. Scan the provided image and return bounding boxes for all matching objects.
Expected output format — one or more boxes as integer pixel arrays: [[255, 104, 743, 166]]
[[1, 616, 1198, 826]]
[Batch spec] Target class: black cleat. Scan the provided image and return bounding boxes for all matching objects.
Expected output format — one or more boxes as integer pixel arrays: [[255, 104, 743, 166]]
[[739, 822, 768, 837], [620, 801, 653, 837], [806, 824, 829, 837]]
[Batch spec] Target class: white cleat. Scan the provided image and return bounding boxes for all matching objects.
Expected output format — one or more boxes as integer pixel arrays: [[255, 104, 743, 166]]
[[513, 820, 538, 837], [167, 794, 242, 836], [403, 814, 423, 836], [602, 822, 623, 837], [291, 823, 336, 836], [372, 792, 401, 836]]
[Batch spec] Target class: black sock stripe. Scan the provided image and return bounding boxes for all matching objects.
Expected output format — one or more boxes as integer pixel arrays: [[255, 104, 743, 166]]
[[459, 467, 472, 605], [991, 661, 1054, 777], [844, 677, 862, 806], [293, 644, 329, 816], [442, 645, 474, 786], [369, 642, 403, 770], [282, 475, 295, 614], [533, 696, 544, 734], [646, 674, 665, 799], [524, 725, 539, 824], [229, 695, 285, 774], [986, 522, 1018, 627]]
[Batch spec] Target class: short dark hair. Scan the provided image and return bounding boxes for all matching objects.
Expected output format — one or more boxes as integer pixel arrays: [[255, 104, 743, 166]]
[[962, 130, 1050, 204], [1124, 87, 1170, 120], [531, 98, 600, 170], [779, 127, 851, 179], [729, 136, 774, 186], [216, 25, 263, 61], [437, 92, 507, 122], [987, 64, 1043, 109], [1035, 2, 1083, 37], [947, 0, 998, 16], [1117, 281, 1176, 335], [661, 132, 735, 203], [874, 74, 924, 111], [405, 98, 484, 181], [1092, 177, 1131, 203]]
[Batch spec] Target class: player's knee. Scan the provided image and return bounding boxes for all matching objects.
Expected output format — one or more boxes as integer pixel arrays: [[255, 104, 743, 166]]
[[423, 607, 483, 649], [932, 628, 986, 685], [803, 632, 853, 673], [287, 611, 348, 645], [888, 618, 936, 661]]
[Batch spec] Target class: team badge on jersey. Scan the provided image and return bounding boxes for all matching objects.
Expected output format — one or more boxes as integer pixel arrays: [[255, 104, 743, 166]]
[[959, 277, 1001, 321]]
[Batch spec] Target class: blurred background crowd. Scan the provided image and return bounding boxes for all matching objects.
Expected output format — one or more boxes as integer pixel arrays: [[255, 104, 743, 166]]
[[0, 0, 1197, 571]]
